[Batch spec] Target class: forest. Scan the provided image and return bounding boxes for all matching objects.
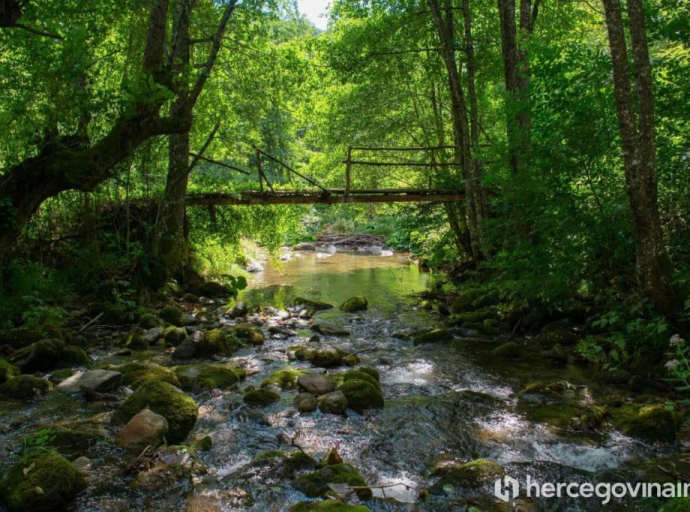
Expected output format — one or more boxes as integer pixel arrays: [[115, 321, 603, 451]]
[[0, 0, 689, 510]]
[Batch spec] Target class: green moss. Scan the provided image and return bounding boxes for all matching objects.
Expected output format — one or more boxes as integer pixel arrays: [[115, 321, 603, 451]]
[[198, 329, 241, 356], [252, 450, 314, 474], [340, 296, 368, 312], [448, 310, 496, 325], [112, 362, 180, 389], [290, 502, 371, 512], [139, 313, 162, 329], [339, 379, 384, 411], [244, 388, 281, 407], [536, 330, 578, 348], [358, 367, 379, 382], [101, 305, 128, 326], [450, 289, 482, 313], [412, 328, 453, 345], [193, 436, 213, 452], [8, 340, 62, 372], [612, 404, 678, 443], [58, 346, 91, 368], [294, 463, 372, 500], [0, 451, 86, 512], [114, 381, 198, 444], [49, 369, 74, 383], [232, 324, 265, 345], [0, 328, 44, 349], [175, 364, 241, 392], [163, 326, 186, 345], [123, 332, 148, 350], [160, 306, 184, 327], [0, 375, 52, 400], [291, 297, 334, 311], [0, 359, 20, 384], [261, 369, 309, 390], [343, 370, 378, 387], [491, 342, 522, 359], [295, 346, 343, 368], [433, 459, 504, 487]]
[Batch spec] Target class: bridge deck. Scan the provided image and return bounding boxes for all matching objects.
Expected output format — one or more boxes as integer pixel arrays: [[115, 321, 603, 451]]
[[186, 189, 465, 206]]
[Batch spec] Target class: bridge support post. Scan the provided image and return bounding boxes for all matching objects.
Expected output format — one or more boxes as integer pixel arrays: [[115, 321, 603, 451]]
[[345, 146, 352, 199], [256, 149, 263, 194]]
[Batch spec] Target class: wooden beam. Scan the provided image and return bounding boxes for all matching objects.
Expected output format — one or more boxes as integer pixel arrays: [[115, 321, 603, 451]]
[[349, 146, 456, 152], [344, 160, 461, 167]]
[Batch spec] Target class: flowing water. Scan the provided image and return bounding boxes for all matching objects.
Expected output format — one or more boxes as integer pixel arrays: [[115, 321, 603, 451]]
[[0, 251, 669, 511]]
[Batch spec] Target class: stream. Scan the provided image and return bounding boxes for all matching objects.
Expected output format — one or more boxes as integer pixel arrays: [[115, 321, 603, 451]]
[[0, 251, 671, 511]]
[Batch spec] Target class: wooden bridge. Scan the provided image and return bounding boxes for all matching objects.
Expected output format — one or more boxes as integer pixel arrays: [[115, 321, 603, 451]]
[[186, 145, 466, 207]]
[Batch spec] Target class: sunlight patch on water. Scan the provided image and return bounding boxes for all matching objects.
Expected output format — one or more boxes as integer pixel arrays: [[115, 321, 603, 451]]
[[382, 361, 436, 386]]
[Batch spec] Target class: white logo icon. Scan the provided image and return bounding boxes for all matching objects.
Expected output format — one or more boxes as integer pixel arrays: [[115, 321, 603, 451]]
[[494, 475, 520, 502]]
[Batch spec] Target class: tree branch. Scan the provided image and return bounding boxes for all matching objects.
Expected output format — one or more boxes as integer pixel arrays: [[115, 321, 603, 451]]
[[11, 22, 62, 39]]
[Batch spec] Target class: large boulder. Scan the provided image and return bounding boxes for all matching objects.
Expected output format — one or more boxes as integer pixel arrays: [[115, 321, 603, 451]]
[[298, 374, 337, 396], [197, 329, 241, 356], [7, 339, 62, 373], [174, 364, 244, 392], [58, 370, 122, 394], [0, 452, 86, 512], [291, 297, 334, 311], [295, 346, 344, 368], [0, 375, 52, 400], [340, 297, 368, 313], [114, 381, 198, 443], [231, 324, 265, 345], [613, 404, 678, 443], [312, 323, 350, 336], [339, 378, 384, 412], [244, 388, 281, 407], [317, 391, 348, 415], [116, 409, 169, 453], [106, 362, 180, 390], [159, 306, 184, 327]]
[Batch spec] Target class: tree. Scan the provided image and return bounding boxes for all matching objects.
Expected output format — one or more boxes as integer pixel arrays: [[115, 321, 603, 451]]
[[601, 0, 676, 315]]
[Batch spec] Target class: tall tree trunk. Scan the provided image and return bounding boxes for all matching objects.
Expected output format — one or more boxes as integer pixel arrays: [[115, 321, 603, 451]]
[[427, 0, 485, 261], [601, 0, 676, 316]]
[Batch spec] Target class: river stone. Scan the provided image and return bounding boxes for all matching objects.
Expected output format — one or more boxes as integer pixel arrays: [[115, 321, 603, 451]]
[[71, 456, 92, 474], [159, 306, 184, 327], [340, 296, 368, 313], [294, 392, 318, 413], [116, 409, 169, 453], [339, 379, 384, 411], [298, 374, 337, 396], [412, 328, 453, 345], [318, 391, 348, 415], [312, 323, 350, 336], [228, 302, 248, 319], [0, 359, 20, 385], [172, 336, 197, 360], [58, 370, 122, 394], [295, 346, 343, 368], [0, 375, 52, 399], [291, 297, 334, 311], [269, 325, 298, 337], [7, 339, 62, 372], [144, 328, 163, 344], [232, 324, 265, 345]]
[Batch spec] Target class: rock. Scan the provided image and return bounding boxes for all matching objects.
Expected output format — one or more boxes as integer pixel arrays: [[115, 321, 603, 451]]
[[614, 404, 678, 443], [0, 452, 86, 512], [114, 348, 133, 356], [342, 369, 378, 387], [294, 392, 318, 413], [159, 306, 184, 327], [339, 379, 384, 411], [0, 359, 20, 385], [294, 463, 372, 500], [543, 343, 568, 367], [290, 502, 370, 512], [312, 323, 350, 336], [291, 297, 334, 311], [0, 328, 43, 349], [7, 339, 62, 373], [0, 375, 52, 400], [309, 334, 321, 343], [437, 304, 451, 316], [231, 324, 265, 345], [101, 305, 128, 326], [447, 310, 497, 326], [114, 381, 198, 444], [492, 342, 522, 358], [535, 329, 578, 348], [298, 374, 337, 396], [198, 281, 230, 298], [294, 242, 316, 251], [182, 313, 196, 326], [261, 369, 309, 390], [174, 364, 243, 392], [343, 354, 361, 366], [228, 302, 248, 319], [139, 314, 162, 329], [123, 332, 148, 351], [59, 346, 92, 368], [295, 346, 343, 368], [340, 297, 368, 313], [197, 329, 241, 356], [318, 391, 348, 415], [412, 328, 453, 345], [163, 326, 186, 345], [71, 456, 92, 474], [595, 368, 631, 385], [244, 388, 281, 407], [269, 325, 298, 337], [246, 258, 264, 273], [144, 327, 163, 345], [58, 370, 122, 394], [107, 362, 180, 389], [431, 458, 504, 487], [182, 293, 199, 303], [450, 289, 482, 313], [116, 409, 169, 453], [172, 337, 197, 360]]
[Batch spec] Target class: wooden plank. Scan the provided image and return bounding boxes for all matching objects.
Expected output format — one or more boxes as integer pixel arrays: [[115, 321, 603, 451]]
[[186, 191, 466, 206], [349, 145, 456, 152], [344, 160, 461, 167]]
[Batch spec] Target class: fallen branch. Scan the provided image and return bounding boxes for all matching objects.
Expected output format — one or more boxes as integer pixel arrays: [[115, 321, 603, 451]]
[[657, 465, 690, 484], [78, 312, 103, 333]]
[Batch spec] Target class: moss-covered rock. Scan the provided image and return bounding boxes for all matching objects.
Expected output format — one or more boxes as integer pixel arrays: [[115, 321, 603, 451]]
[[595, 368, 631, 385], [291, 297, 334, 311], [290, 501, 371, 512], [613, 404, 678, 443], [342, 369, 379, 387], [450, 289, 482, 313], [339, 379, 384, 411], [244, 388, 281, 407], [491, 342, 522, 359], [123, 332, 148, 351], [160, 306, 184, 327], [295, 346, 344, 368], [0, 328, 44, 349], [312, 323, 351, 336], [359, 367, 379, 382], [0, 359, 20, 384], [448, 310, 496, 326], [294, 463, 372, 500], [231, 324, 265, 345], [8, 339, 63, 373], [0, 375, 52, 400], [0, 451, 86, 512], [101, 305, 128, 326], [114, 381, 198, 444], [340, 296, 368, 312], [58, 346, 91, 368], [318, 390, 348, 414], [163, 326, 186, 346], [432, 458, 504, 487], [535, 329, 578, 348], [412, 328, 453, 345], [138, 313, 162, 329], [174, 364, 242, 392], [197, 329, 241, 356], [49, 368, 74, 384], [108, 362, 180, 389], [261, 369, 309, 390]]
